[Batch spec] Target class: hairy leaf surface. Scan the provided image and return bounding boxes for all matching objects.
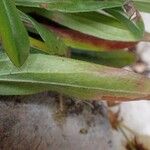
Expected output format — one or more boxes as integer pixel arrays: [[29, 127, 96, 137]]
[[0, 54, 149, 101]]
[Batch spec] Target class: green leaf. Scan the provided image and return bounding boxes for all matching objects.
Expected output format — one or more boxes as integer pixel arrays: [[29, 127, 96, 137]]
[[15, 0, 124, 12], [28, 37, 136, 67], [47, 25, 137, 51], [105, 7, 144, 41], [29, 37, 50, 54], [24, 19, 137, 51], [71, 50, 136, 68], [133, 0, 150, 13], [37, 10, 143, 41], [0, 53, 149, 101], [20, 11, 67, 56], [0, 0, 30, 67]]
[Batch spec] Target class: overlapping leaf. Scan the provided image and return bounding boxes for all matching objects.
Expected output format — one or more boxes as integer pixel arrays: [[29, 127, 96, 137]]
[[71, 50, 136, 68], [105, 6, 144, 41], [0, 53, 149, 101], [26, 37, 136, 68], [25, 37, 136, 68], [0, 0, 149, 102], [23, 16, 138, 51], [47, 26, 137, 51], [0, 0, 29, 67], [20, 11, 67, 55], [36, 9, 144, 41]]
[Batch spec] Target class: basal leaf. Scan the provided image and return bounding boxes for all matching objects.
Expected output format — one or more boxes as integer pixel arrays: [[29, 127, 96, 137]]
[[37, 10, 143, 41], [0, 53, 149, 101], [48, 25, 137, 51], [23, 18, 137, 51]]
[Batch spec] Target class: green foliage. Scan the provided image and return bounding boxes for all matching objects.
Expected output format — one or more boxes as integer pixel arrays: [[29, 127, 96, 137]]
[[0, 0, 30, 67], [71, 50, 136, 68], [37, 10, 144, 41], [133, 0, 150, 13], [20, 11, 67, 55], [0, 0, 149, 100], [0, 53, 149, 101], [15, 0, 124, 12]]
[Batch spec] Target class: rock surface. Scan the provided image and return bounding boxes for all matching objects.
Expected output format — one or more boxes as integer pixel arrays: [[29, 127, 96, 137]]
[[0, 92, 113, 150]]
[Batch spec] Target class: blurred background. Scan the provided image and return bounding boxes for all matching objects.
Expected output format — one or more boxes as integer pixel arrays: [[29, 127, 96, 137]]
[[111, 12, 150, 150]]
